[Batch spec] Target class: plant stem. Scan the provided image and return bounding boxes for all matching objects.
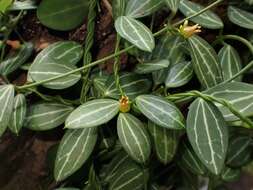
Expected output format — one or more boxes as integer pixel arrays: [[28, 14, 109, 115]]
[[16, 0, 224, 90]]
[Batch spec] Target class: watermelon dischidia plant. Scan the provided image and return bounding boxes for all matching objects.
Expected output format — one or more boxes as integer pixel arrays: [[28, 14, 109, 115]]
[[1, 0, 253, 189]]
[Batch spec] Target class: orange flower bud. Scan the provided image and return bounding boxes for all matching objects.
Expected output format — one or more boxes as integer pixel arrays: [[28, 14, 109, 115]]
[[6, 40, 21, 49], [119, 96, 131, 113], [179, 20, 202, 38]]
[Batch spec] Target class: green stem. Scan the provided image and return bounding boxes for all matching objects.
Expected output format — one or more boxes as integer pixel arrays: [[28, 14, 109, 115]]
[[16, 0, 224, 90]]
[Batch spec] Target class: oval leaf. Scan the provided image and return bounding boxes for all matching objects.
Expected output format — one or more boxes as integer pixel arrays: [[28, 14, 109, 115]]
[[54, 128, 98, 181], [0, 85, 15, 136], [187, 35, 222, 89], [104, 73, 152, 100], [9, 94, 27, 135], [25, 102, 73, 131], [117, 113, 151, 163], [0, 42, 33, 75], [115, 16, 155, 52], [228, 6, 253, 30], [29, 63, 81, 89], [226, 135, 252, 167], [31, 41, 83, 66], [165, 61, 193, 88], [66, 99, 119, 129], [186, 98, 228, 175], [112, 0, 126, 19], [179, 0, 223, 29], [218, 44, 242, 82], [109, 160, 145, 190], [148, 121, 179, 164], [135, 59, 170, 74], [221, 167, 241, 182], [126, 0, 163, 18], [37, 0, 90, 31], [10, 0, 37, 10], [136, 95, 185, 129], [205, 82, 253, 121]]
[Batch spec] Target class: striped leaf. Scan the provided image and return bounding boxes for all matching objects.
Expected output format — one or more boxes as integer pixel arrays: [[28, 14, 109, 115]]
[[135, 59, 170, 74], [218, 44, 242, 82], [226, 135, 252, 167], [126, 0, 163, 18], [186, 98, 228, 175], [108, 160, 145, 190], [25, 102, 73, 131], [55, 188, 79, 190], [148, 121, 179, 164], [136, 95, 185, 129], [10, 0, 37, 10], [29, 63, 81, 89], [112, 0, 126, 19], [228, 6, 253, 30], [8, 94, 27, 135], [92, 75, 109, 97], [245, 0, 253, 5], [221, 167, 241, 182], [66, 99, 119, 129], [164, 0, 180, 13], [104, 73, 152, 100], [179, 0, 223, 29], [179, 141, 207, 175], [165, 61, 193, 88], [117, 113, 151, 163], [31, 41, 83, 66], [187, 35, 222, 89], [105, 150, 131, 182], [150, 184, 159, 190], [37, 0, 89, 31], [0, 85, 15, 137], [54, 128, 98, 181], [115, 16, 155, 52], [0, 42, 33, 75], [205, 82, 253, 121]]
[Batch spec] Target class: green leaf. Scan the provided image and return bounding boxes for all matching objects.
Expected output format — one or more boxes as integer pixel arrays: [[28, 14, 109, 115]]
[[218, 44, 242, 82], [135, 59, 170, 74], [165, 61, 193, 88], [187, 35, 222, 89], [136, 95, 185, 129], [245, 0, 253, 5], [205, 82, 253, 121], [0, 42, 33, 75], [164, 0, 180, 13], [221, 167, 241, 182], [8, 94, 26, 135], [54, 128, 98, 181], [228, 6, 253, 30], [0, 85, 15, 137], [108, 160, 145, 190], [148, 121, 179, 164], [66, 99, 119, 129], [29, 63, 81, 90], [179, 0, 223, 29], [92, 75, 108, 97], [31, 41, 83, 66], [55, 188, 79, 190], [186, 98, 228, 175], [115, 16, 155, 52], [0, 0, 13, 13], [10, 0, 37, 10], [104, 73, 152, 100], [105, 150, 131, 182], [25, 102, 73, 131], [117, 113, 151, 163], [112, 0, 125, 19], [179, 141, 207, 175], [226, 135, 252, 167], [125, 0, 163, 18], [37, 0, 90, 31]]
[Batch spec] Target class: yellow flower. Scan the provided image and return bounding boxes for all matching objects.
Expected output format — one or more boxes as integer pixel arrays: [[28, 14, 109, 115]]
[[119, 96, 131, 113], [179, 20, 202, 38]]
